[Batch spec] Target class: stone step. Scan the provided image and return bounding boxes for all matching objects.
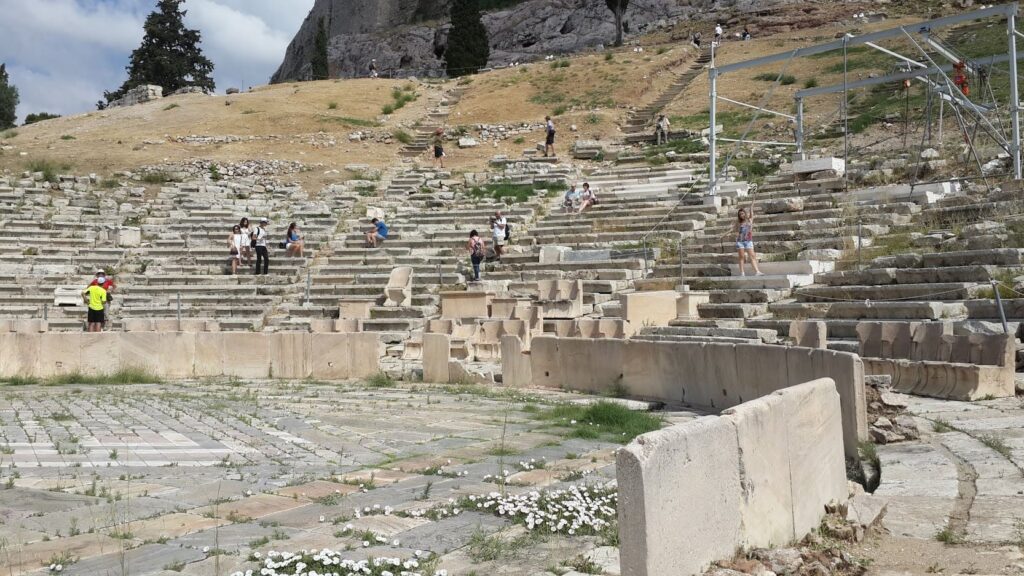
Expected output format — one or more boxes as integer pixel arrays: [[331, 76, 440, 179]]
[[697, 302, 769, 319], [686, 274, 815, 290], [638, 325, 778, 343], [794, 282, 982, 302], [768, 300, 965, 320]]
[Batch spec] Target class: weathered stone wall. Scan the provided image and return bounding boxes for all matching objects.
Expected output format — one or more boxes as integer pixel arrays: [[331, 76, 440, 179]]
[[0, 332, 382, 380], [108, 85, 163, 108], [617, 378, 848, 576], [516, 336, 866, 457]]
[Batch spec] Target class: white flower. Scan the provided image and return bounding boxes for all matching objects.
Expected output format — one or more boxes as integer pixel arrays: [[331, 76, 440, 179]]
[[203, 546, 210, 553], [55, 566, 62, 573], [362, 541, 370, 547], [319, 515, 326, 522]]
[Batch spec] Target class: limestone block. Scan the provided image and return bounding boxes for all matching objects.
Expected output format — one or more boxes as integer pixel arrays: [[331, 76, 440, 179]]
[[38, 333, 83, 377], [536, 279, 584, 319], [120, 332, 165, 375], [793, 157, 845, 176], [812, 351, 868, 457], [384, 267, 413, 307], [0, 333, 40, 377], [349, 332, 383, 379], [621, 291, 678, 329], [422, 333, 451, 383], [194, 332, 225, 377], [440, 291, 491, 319], [335, 319, 363, 333], [500, 335, 532, 388], [676, 290, 710, 320], [722, 389, 795, 548], [310, 334, 352, 380], [308, 319, 337, 333], [778, 379, 848, 537], [539, 246, 571, 264], [157, 332, 197, 379], [81, 333, 119, 375], [617, 416, 742, 576], [117, 227, 142, 248], [16, 319, 48, 333], [222, 333, 270, 378], [338, 300, 374, 320], [789, 321, 826, 349], [54, 286, 84, 307], [270, 332, 311, 379], [123, 319, 154, 332]]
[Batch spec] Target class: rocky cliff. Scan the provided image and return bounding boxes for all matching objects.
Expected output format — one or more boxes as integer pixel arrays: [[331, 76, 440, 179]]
[[272, 0, 758, 82]]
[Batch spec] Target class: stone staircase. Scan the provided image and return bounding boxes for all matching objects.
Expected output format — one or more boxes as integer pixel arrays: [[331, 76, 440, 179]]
[[622, 46, 712, 135]]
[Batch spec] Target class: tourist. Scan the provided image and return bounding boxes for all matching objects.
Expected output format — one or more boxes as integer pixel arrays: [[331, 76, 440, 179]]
[[366, 217, 388, 248], [228, 224, 244, 275], [563, 184, 579, 213], [577, 182, 597, 214], [285, 222, 304, 258], [82, 271, 108, 332], [239, 217, 253, 266], [467, 230, 486, 281], [714, 23, 723, 43], [491, 211, 507, 262], [544, 116, 556, 157], [741, 27, 752, 41], [691, 31, 702, 49], [253, 218, 270, 275], [433, 128, 445, 169], [369, 59, 378, 78], [655, 114, 671, 145], [726, 201, 764, 276]]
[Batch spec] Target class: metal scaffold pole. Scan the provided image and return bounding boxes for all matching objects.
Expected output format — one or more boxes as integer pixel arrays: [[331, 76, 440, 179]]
[[1009, 11, 1022, 179]]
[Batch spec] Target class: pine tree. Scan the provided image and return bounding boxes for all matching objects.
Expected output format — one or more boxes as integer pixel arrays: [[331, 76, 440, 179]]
[[606, 0, 630, 47], [0, 64, 19, 130], [101, 0, 215, 107], [445, 0, 490, 78], [311, 17, 329, 80]]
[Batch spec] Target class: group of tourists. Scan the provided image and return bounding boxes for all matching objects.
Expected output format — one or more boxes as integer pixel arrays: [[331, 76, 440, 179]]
[[562, 182, 598, 214], [225, 217, 304, 276], [465, 210, 511, 281]]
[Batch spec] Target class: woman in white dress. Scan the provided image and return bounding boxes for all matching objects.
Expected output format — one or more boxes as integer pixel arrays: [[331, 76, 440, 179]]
[[228, 224, 244, 275]]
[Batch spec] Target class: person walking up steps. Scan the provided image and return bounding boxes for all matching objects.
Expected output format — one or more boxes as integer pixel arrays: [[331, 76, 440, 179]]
[[467, 230, 486, 281], [544, 116, 556, 157], [432, 128, 445, 169], [82, 271, 108, 332], [253, 218, 270, 275], [725, 200, 763, 276]]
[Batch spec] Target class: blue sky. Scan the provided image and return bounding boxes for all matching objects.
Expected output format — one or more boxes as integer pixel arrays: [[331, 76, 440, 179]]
[[0, 0, 315, 122]]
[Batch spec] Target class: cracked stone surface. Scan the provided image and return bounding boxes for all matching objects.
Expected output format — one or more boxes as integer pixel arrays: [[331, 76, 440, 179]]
[[0, 379, 703, 576]]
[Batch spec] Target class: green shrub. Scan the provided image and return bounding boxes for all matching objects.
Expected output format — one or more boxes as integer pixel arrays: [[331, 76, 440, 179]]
[[535, 400, 664, 442], [753, 72, 796, 85], [392, 129, 413, 145]]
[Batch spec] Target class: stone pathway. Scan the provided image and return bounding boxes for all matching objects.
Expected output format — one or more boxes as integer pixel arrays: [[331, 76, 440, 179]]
[[0, 380, 702, 576], [878, 395, 1024, 544]]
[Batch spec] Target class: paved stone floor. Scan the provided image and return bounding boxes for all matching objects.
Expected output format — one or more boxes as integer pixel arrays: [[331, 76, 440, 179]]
[[878, 395, 1024, 543], [0, 380, 702, 576]]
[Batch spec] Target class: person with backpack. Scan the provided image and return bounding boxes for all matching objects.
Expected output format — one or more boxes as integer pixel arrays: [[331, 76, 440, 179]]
[[253, 218, 270, 275], [467, 230, 487, 281]]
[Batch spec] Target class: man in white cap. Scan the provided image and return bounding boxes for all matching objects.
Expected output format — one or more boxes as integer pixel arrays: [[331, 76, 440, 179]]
[[369, 59, 379, 78], [253, 219, 270, 275]]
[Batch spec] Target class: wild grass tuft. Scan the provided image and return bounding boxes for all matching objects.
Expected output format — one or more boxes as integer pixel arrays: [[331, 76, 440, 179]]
[[535, 401, 663, 442]]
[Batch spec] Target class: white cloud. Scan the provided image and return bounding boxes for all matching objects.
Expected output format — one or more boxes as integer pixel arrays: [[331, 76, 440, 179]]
[[0, 0, 315, 122]]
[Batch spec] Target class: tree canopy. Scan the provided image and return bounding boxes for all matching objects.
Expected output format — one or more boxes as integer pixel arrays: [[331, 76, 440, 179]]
[[446, 0, 490, 77], [101, 0, 214, 107], [0, 64, 19, 130]]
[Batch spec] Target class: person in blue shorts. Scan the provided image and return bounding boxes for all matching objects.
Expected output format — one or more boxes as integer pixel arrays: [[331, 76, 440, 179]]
[[366, 217, 389, 248], [725, 200, 763, 276]]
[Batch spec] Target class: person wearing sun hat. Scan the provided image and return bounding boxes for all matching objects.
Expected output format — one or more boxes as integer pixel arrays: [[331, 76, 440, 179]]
[[82, 269, 110, 332]]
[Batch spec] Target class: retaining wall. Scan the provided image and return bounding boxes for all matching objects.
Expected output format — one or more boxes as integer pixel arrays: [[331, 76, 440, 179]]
[[516, 336, 866, 457], [0, 332, 383, 380], [617, 378, 848, 576]]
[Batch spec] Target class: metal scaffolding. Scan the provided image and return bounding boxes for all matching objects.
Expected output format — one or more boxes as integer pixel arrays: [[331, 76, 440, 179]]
[[707, 2, 1022, 195]]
